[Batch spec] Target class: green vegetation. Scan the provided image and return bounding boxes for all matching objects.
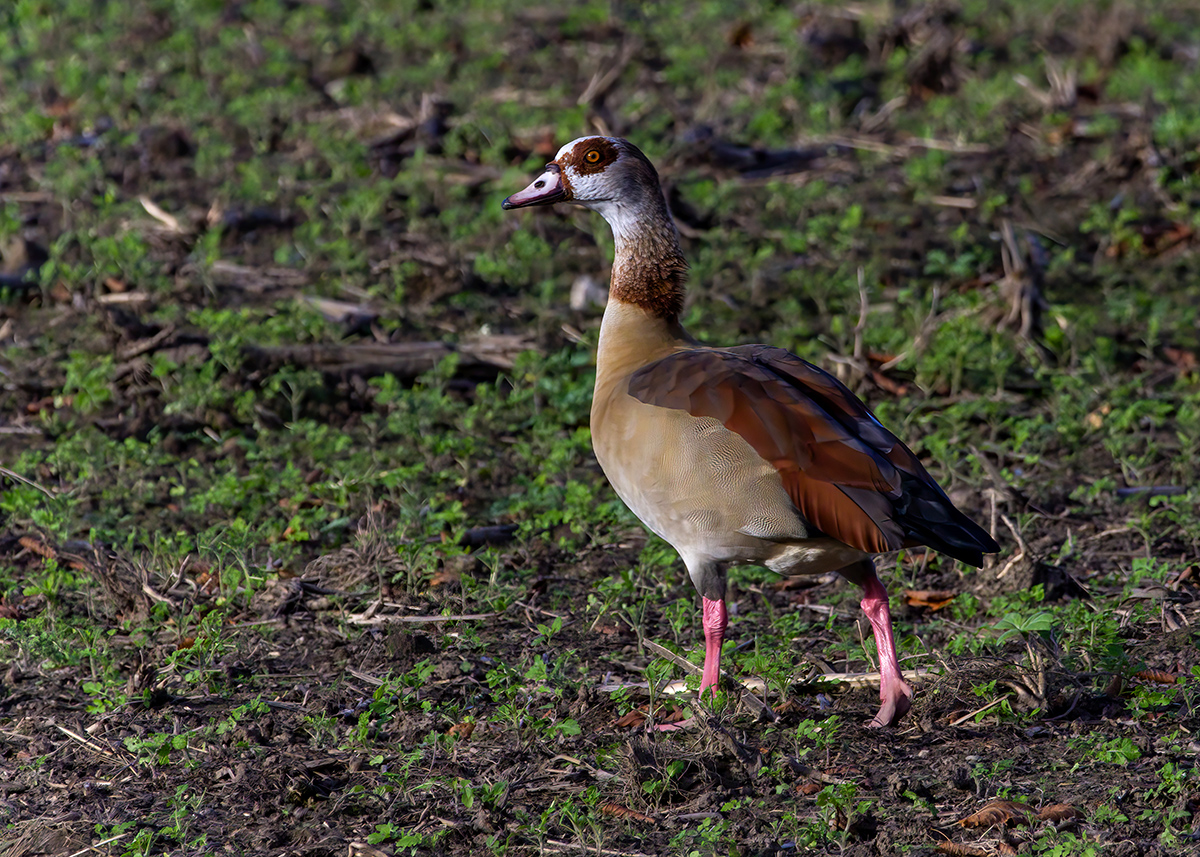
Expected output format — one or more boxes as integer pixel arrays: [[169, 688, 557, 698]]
[[2, 0, 1199, 854]]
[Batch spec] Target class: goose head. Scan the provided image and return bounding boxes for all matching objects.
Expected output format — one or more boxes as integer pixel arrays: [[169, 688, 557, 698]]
[[503, 136, 672, 247]]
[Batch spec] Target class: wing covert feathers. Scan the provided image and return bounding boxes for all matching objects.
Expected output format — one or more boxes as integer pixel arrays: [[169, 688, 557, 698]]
[[627, 345, 999, 565]]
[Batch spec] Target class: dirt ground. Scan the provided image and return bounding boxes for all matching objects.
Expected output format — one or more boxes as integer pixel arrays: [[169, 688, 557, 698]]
[[2, 534, 1197, 856], [3, 2, 1200, 856]]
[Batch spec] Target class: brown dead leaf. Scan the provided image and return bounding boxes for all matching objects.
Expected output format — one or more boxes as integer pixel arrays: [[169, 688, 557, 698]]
[[177, 636, 197, 651], [774, 698, 803, 715], [770, 576, 820, 592], [1085, 403, 1111, 429], [429, 567, 461, 589], [870, 369, 910, 396], [657, 705, 686, 725], [195, 571, 219, 596], [599, 802, 656, 824], [997, 843, 1019, 856], [1171, 565, 1198, 587], [797, 782, 823, 796], [1134, 669, 1178, 684], [49, 280, 72, 303], [19, 536, 56, 559], [957, 799, 1033, 828], [0, 595, 42, 621], [1037, 803, 1084, 822], [1165, 346, 1198, 374], [447, 721, 475, 740], [904, 589, 957, 611], [1105, 675, 1125, 698], [615, 709, 647, 729], [727, 21, 754, 48], [937, 837, 994, 853]]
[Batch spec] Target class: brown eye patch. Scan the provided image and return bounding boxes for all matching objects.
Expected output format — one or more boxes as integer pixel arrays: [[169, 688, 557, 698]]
[[572, 138, 617, 174]]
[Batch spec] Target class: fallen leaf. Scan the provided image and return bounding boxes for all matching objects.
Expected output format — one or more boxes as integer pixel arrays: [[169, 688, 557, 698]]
[[1037, 803, 1084, 822], [774, 698, 803, 715], [195, 571, 219, 596], [904, 589, 957, 611], [1134, 669, 1178, 684], [19, 536, 56, 559], [447, 721, 475, 740], [25, 397, 58, 415], [957, 799, 1033, 828], [870, 369, 910, 396], [615, 709, 647, 729], [599, 802, 656, 823], [428, 568, 461, 588], [1085, 403, 1111, 429], [725, 20, 754, 48], [657, 705, 686, 725], [1171, 565, 1197, 587], [1164, 346, 1198, 374], [0, 596, 34, 620], [770, 576, 820, 592], [797, 782, 822, 796]]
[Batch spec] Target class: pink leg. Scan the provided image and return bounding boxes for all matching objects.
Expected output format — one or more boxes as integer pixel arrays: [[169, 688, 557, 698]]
[[857, 570, 913, 727], [655, 596, 726, 732], [699, 596, 728, 698]]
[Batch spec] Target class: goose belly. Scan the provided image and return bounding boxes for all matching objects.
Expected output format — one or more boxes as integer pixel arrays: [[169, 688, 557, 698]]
[[592, 405, 815, 566]]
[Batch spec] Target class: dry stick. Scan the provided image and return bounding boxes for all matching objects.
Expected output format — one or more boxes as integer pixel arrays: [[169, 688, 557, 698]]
[[577, 38, 641, 106], [64, 833, 130, 857], [0, 466, 56, 498], [543, 840, 654, 857], [54, 724, 120, 759], [642, 640, 775, 721], [138, 195, 183, 232], [949, 696, 1009, 727], [550, 754, 620, 782], [347, 668, 383, 687], [116, 323, 177, 361], [642, 639, 699, 675], [800, 667, 931, 689], [878, 285, 940, 372], [995, 514, 1030, 579], [345, 611, 497, 625], [143, 553, 189, 604], [827, 135, 991, 156]]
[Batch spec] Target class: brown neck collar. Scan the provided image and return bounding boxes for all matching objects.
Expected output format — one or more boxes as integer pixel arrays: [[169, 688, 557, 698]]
[[607, 198, 687, 320]]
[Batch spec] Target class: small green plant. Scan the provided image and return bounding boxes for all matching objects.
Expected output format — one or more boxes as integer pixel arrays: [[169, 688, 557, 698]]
[[816, 781, 873, 847], [125, 731, 193, 768], [1069, 734, 1141, 771]]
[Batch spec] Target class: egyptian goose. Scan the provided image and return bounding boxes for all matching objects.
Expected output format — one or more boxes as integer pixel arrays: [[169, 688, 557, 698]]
[[503, 136, 999, 727]]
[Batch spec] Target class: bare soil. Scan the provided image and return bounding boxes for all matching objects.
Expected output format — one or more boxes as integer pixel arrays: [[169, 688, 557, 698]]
[[2, 2, 1200, 856]]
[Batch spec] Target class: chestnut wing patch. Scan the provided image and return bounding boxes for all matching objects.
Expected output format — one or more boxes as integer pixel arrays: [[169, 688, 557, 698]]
[[627, 345, 997, 564]]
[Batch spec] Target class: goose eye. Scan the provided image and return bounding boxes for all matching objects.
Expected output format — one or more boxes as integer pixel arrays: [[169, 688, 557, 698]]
[[585, 150, 601, 164]]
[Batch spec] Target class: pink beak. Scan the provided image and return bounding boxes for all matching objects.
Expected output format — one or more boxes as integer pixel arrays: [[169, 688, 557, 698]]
[[502, 164, 567, 209]]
